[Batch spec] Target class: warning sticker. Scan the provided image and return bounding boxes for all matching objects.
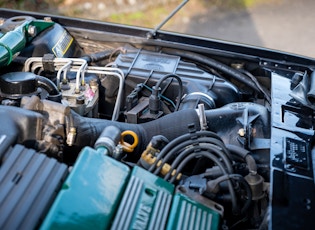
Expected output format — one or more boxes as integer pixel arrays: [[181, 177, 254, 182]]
[[52, 31, 73, 57]]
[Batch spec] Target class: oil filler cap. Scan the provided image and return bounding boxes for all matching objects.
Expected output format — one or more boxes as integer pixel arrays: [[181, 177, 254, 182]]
[[0, 72, 37, 96]]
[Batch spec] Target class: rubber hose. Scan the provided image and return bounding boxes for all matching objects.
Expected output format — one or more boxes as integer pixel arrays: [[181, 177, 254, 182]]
[[204, 102, 270, 137], [81, 49, 113, 63], [226, 144, 257, 173], [72, 108, 201, 154], [162, 48, 261, 92], [35, 75, 59, 95]]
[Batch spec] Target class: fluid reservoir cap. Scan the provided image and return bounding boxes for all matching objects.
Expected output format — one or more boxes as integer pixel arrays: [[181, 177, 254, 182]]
[[0, 72, 37, 95]]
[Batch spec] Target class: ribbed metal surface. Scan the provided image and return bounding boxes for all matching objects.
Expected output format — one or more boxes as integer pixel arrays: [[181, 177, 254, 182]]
[[176, 200, 213, 230], [111, 167, 173, 230], [111, 175, 144, 230], [0, 144, 68, 230], [166, 193, 220, 230], [148, 188, 173, 230]]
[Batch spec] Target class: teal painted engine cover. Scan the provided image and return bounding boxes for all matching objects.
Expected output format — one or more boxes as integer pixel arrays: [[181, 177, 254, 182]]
[[40, 146, 130, 230], [111, 166, 174, 230], [40, 148, 221, 230], [166, 193, 221, 230]]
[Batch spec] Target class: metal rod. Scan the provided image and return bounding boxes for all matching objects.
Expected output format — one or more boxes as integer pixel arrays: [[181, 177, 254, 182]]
[[147, 0, 189, 39]]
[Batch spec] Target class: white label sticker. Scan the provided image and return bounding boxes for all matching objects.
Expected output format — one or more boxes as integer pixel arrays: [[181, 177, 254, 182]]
[[52, 31, 73, 57]]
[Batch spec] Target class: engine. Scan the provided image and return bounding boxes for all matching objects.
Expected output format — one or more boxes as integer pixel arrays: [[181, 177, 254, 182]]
[[0, 12, 314, 230]]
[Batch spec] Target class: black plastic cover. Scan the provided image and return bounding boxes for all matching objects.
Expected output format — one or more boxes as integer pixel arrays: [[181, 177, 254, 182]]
[[0, 144, 68, 229], [114, 47, 240, 108], [0, 109, 18, 159], [0, 72, 37, 96]]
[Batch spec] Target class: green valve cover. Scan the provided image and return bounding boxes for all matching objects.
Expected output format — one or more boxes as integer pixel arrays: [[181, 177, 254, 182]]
[[40, 147, 130, 230], [111, 166, 174, 230], [166, 193, 221, 230]]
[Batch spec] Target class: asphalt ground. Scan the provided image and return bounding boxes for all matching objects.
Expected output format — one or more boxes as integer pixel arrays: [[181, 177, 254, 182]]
[[168, 0, 315, 58]]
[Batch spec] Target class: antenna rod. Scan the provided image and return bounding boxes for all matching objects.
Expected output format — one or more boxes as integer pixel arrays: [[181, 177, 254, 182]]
[[147, 0, 189, 39]]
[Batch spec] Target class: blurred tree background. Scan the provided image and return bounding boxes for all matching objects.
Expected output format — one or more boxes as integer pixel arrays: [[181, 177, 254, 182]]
[[0, 0, 61, 11], [0, 0, 267, 28], [6, 0, 312, 57]]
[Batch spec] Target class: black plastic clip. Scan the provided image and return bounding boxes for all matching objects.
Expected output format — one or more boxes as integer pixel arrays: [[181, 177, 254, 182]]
[[42, 53, 55, 73]]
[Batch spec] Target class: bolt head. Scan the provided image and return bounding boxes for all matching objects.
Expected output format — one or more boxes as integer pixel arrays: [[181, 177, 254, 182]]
[[27, 25, 37, 37], [0, 18, 5, 26]]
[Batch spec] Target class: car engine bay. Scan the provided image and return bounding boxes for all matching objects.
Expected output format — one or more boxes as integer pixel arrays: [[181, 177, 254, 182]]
[[0, 9, 314, 230]]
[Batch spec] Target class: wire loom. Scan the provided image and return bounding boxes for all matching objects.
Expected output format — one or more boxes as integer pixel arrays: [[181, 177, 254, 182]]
[[147, 125, 252, 215]]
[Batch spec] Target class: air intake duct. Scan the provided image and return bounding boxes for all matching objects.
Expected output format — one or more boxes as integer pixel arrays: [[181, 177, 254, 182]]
[[72, 108, 201, 155]]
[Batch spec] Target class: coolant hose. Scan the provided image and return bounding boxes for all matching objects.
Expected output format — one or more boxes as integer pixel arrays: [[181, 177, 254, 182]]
[[72, 108, 201, 154]]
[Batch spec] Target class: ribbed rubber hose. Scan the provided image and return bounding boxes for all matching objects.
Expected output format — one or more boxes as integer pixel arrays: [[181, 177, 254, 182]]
[[72, 108, 201, 154]]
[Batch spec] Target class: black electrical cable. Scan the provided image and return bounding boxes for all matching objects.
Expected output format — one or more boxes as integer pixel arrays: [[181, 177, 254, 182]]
[[169, 151, 238, 214], [148, 130, 227, 173], [179, 137, 232, 163], [179, 143, 232, 172], [169, 151, 228, 183], [238, 68, 271, 104], [206, 174, 252, 215], [154, 73, 183, 111], [153, 134, 232, 174], [152, 140, 195, 174], [164, 142, 233, 181], [161, 48, 261, 93], [162, 141, 233, 180], [229, 174, 252, 214], [163, 146, 195, 180]]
